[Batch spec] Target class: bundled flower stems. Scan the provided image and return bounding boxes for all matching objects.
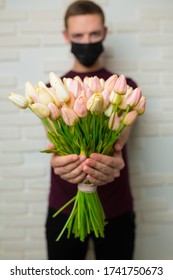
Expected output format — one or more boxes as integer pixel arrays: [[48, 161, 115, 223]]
[[8, 72, 146, 241]]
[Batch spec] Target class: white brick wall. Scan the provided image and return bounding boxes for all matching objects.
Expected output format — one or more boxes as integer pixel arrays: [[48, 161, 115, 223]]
[[0, 0, 173, 260]]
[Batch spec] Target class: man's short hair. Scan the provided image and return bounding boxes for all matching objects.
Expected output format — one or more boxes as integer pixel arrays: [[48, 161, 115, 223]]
[[64, 0, 105, 29]]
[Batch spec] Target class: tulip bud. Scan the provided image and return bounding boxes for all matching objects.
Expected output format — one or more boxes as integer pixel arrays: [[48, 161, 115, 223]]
[[126, 87, 142, 108], [123, 110, 138, 126], [8, 92, 28, 109], [48, 102, 60, 120], [108, 112, 120, 131], [30, 103, 50, 119], [110, 91, 121, 105], [74, 95, 88, 118], [113, 74, 127, 95], [48, 87, 62, 108], [134, 96, 146, 115], [104, 74, 118, 92], [37, 86, 54, 105], [118, 86, 133, 110], [25, 81, 39, 103], [61, 107, 78, 126], [101, 88, 110, 107], [67, 79, 82, 98], [104, 103, 114, 117], [49, 72, 70, 103], [89, 76, 103, 93], [87, 93, 105, 114]]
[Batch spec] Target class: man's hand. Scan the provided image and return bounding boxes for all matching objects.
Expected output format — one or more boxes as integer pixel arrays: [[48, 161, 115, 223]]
[[50, 153, 87, 184], [82, 151, 125, 186]]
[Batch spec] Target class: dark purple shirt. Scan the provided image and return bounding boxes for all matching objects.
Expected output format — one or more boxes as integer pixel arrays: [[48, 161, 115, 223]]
[[48, 68, 137, 219]]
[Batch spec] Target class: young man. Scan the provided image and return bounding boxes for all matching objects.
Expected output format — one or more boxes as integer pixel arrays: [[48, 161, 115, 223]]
[[46, 0, 137, 260]]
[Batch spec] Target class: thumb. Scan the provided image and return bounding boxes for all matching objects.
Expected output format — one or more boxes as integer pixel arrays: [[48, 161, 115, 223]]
[[47, 142, 55, 150], [114, 139, 123, 152]]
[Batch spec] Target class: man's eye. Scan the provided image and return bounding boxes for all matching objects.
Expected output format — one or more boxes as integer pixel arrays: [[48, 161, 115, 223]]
[[73, 34, 82, 38]]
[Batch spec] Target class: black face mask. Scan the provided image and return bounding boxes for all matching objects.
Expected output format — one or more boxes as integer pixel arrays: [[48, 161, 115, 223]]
[[71, 40, 104, 67]]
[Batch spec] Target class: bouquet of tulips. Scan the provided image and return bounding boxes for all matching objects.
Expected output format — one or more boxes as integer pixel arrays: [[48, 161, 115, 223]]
[[8, 72, 146, 241]]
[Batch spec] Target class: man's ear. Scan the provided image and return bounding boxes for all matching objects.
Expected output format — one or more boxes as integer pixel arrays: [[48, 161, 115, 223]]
[[62, 30, 71, 43], [103, 26, 108, 40]]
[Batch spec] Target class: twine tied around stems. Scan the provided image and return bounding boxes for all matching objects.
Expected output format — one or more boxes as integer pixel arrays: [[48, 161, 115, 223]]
[[78, 183, 97, 193]]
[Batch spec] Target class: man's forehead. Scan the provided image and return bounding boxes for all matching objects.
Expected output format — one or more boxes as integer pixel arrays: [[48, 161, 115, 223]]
[[67, 14, 103, 32]]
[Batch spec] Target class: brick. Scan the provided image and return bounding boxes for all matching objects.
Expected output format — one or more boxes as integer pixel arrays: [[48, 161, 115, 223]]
[[1, 139, 46, 153], [1, 240, 45, 250], [0, 154, 23, 165], [29, 10, 63, 21], [140, 9, 173, 20], [162, 47, 173, 59], [105, 59, 138, 71], [0, 36, 40, 47], [1, 216, 45, 226], [42, 35, 66, 46], [24, 250, 47, 260], [25, 178, 50, 190], [0, 228, 25, 239], [0, 126, 21, 139], [20, 22, 62, 33], [3, 164, 47, 177], [131, 73, 160, 86], [0, 24, 16, 35], [111, 21, 160, 32], [0, 100, 21, 112], [1, 251, 23, 260], [0, 204, 27, 214], [135, 199, 168, 212], [159, 124, 173, 135], [142, 211, 173, 223], [140, 34, 173, 46], [131, 174, 165, 188], [0, 113, 40, 126], [0, 49, 19, 61], [0, 10, 27, 21], [141, 86, 173, 97], [162, 74, 173, 85], [24, 125, 46, 139], [131, 123, 160, 136], [0, 76, 17, 87], [0, 179, 23, 190], [0, 0, 4, 8], [140, 60, 173, 71], [136, 224, 159, 236]]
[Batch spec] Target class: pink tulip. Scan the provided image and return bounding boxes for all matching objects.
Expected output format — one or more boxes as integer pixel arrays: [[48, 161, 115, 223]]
[[68, 79, 83, 98], [101, 88, 110, 107], [104, 74, 118, 92], [113, 74, 127, 95], [108, 112, 120, 131], [83, 85, 92, 101], [126, 87, 142, 108], [90, 76, 103, 93], [25, 81, 39, 103], [134, 96, 146, 115], [74, 95, 88, 118], [48, 102, 60, 120], [118, 86, 133, 110], [61, 107, 78, 126], [123, 110, 138, 126]]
